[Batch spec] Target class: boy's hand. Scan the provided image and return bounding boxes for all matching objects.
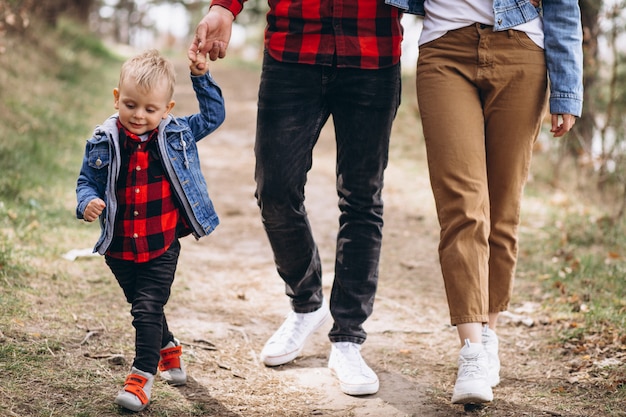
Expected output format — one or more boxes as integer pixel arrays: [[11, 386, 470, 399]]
[[84, 198, 106, 222], [190, 54, 209, 76]]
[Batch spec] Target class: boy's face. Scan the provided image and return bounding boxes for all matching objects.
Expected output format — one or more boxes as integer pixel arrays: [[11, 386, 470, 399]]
[[114, 77, 175, 136]]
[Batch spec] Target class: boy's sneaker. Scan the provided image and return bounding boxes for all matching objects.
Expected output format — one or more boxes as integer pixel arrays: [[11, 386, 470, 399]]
[[482, 325, 501, 387], [260, 300, 330, 366], [328, 342, 379, 396], [114, 367, 155, 412], [159, 338, 187, 386], [451, 339, 493, 404]]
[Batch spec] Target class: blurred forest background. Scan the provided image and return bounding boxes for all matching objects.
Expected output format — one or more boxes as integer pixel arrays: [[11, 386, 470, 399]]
[[3, 0, 626, 214]]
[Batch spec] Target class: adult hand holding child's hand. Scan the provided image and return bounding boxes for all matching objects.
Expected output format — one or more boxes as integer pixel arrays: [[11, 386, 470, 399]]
[[190, 52, 209, 76]]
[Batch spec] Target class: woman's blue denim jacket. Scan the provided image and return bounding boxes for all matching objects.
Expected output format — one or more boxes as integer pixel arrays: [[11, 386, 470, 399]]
[[386, 0, 583, 116], [76, 73, 226, 255]]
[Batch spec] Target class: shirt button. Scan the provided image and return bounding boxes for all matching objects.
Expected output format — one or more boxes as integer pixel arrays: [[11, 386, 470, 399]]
[[135, 166, 141, 171], [135, 188, 140, 193], [95, 158, 102, 167], [132, 233, 138, 238], [133, 211, 139, 217]]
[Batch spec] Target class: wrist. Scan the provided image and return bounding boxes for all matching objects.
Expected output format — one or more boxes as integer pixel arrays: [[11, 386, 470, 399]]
[[209, 4, 236, 21]]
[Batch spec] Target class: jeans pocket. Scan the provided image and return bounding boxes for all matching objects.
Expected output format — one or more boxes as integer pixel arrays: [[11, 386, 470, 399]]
[[511, 30, 543, 51]]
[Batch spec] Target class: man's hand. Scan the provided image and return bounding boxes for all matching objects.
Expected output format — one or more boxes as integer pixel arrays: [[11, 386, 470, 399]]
[[550, 114, 576, 138], [188, 6, 235, 67], [84, 198, 106, 222], [530, 0, 540, 7]]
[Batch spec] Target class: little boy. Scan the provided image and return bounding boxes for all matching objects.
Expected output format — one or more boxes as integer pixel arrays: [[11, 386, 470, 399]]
[[75, 49, 225, 412]]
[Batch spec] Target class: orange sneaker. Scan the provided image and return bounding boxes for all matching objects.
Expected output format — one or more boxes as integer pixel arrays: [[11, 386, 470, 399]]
[[159, 339, 187, 385], [114, 367, 154, 412]]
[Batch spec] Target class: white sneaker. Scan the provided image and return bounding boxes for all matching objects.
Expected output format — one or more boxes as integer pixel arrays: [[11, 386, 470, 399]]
[[328, 342, 379, 396], [451, 339, 493, 404], [482, 325, 500, 387], [260, 300, 330, 366]]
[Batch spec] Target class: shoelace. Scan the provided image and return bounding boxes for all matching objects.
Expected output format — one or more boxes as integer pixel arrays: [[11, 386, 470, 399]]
[[267, 312, 306, 345], [458, 353, 485, 378], [335, 344, 367, 374]]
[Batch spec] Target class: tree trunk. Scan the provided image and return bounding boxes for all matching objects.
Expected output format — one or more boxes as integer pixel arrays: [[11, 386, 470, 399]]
[[570, 1, 601, 157]]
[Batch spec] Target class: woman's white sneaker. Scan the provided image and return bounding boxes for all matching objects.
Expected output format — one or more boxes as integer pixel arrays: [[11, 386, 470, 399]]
[[451, 339, 493, 404], [482, 325, 501, 387]]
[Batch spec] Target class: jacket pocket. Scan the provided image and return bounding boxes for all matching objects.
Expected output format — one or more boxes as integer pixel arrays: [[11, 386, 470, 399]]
[[87, 144, 110, 185], [87, 145, 110, 169]]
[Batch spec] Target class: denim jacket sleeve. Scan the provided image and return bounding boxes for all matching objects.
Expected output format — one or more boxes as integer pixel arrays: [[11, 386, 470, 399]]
[[76, 133, 108, 220], [158, 72, 226, 238], [75, 116, 121, 254], [542, 0, 584, 117], [177, 72, 226, 142], [76, 116, 119, 223]]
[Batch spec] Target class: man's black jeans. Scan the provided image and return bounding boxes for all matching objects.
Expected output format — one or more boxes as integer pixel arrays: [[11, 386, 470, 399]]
[[255, 53, 401, 344]]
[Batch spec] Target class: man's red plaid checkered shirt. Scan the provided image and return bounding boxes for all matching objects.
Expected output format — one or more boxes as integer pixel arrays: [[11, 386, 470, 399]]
[[106, 123, 190, 263], [212, 0, 403, 69]]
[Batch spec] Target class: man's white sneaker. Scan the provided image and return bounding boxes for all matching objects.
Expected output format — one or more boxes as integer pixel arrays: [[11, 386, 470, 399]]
[[260, 300, 330, 366], [451, 339, 493, 404], [482, 325, 500, 387], [328, 342, 379, 396]]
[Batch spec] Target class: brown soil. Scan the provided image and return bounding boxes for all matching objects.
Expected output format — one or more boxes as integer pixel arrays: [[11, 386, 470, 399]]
[[51, 61, 613, 417]]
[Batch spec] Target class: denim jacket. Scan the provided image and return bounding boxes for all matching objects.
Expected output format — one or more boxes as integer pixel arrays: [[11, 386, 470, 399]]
[[76, 73, 226, 255], [386, 0, 583, 116]]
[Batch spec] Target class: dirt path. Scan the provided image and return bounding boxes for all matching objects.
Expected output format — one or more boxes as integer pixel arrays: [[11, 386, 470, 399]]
[[68, 60, 587, 416]]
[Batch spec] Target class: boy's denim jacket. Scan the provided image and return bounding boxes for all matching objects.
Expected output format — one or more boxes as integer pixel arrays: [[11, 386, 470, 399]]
[[386, 0, 583, 117], [76, 73, 226, 255]]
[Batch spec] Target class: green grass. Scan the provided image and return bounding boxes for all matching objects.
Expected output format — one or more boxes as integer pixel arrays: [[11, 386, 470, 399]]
[[521, 206, 626, 326], [0, 15, 121, 269], [0, 17, 121, 206], [519, 165, 626, 407], [0, 19, 121, 359]]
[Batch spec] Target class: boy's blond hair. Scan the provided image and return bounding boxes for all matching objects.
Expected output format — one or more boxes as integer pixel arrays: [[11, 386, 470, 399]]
[[119, 49, 176, 100]]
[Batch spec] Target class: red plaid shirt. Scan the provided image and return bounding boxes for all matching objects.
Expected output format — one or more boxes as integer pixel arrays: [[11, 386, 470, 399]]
[[212, 0, 402, 69], [106, 123, 189, 263]]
